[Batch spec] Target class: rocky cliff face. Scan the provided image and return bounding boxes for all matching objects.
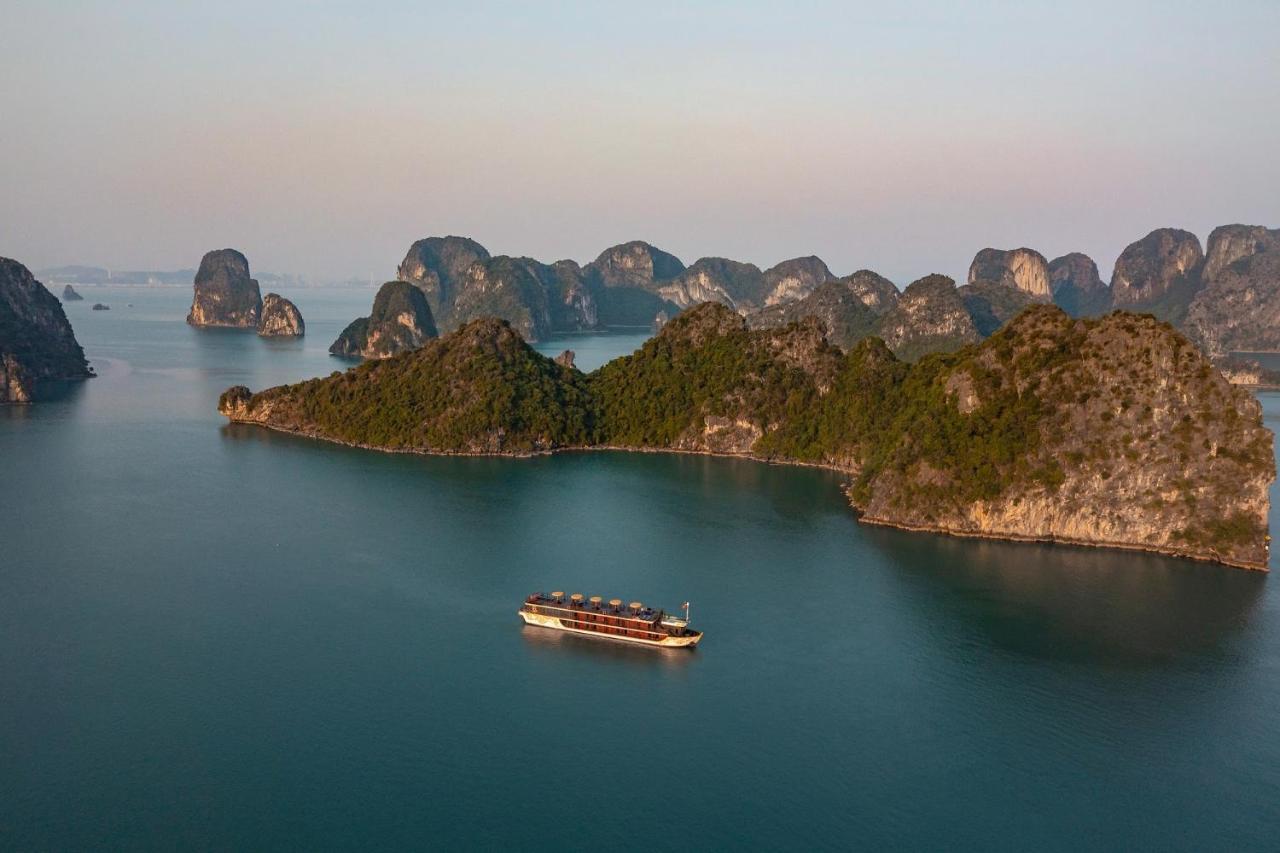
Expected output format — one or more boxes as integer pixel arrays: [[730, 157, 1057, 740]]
[[658, 257, 768, 313], [1, 257, 93, 402], [875, 275, 980, 361], [396, 238, 600, 338], [582, 240, 685, 327], [527, 259, 599, 332], [1049, 253, 1111, 317], [396, 236, 491, 319], [450, 257, 554, 342], [746, 269, 898, 351], [384, 226, 1280, 365], [762, 256, 834, 306], [853, 307, 1272, 570], [257, 293, 305, 337], [330, 281, 437, 358], [1202, 224, 1274, 282], [1184, 225, 1280, 357], [62, 284, 84, 301], [186, 249, 262, 327], [1213, 356, 1280, 388], [840, 269, 900, 313], [959, 280, 1045, 337], [1109, 229, 1204, 322], [586, 241, 686, 289], [968, 248, 1052, 298]]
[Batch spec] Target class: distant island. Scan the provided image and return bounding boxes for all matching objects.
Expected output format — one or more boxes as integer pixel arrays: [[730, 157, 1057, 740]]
[[220, 301, 1274, 570], [187, 249, 304, 337], [38, 264, 305, 288], [330, 281, 433, 358], [1, 258, 94, 403], [331, 226, 1280, 373]]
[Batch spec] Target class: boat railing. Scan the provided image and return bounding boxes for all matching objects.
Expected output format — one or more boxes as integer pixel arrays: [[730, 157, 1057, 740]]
[[524, 600, 664, 622]]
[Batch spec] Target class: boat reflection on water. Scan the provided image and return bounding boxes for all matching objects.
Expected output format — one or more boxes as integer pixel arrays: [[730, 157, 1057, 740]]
[[519, 622, 699, 670]]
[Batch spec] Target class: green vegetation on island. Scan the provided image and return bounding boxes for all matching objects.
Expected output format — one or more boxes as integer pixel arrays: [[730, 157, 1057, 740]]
[[220, 302, 1274, 570]]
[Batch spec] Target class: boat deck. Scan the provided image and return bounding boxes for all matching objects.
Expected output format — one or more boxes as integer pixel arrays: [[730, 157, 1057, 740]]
[[521, 593, 700, 641]]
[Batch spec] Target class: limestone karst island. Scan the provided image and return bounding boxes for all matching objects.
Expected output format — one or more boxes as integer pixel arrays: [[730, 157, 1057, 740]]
[[7, 4, 1280, 850], [218, 228, 1277, 570]]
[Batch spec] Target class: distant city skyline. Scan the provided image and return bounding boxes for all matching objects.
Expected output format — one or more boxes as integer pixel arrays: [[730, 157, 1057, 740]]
[[4, 1, 1278, 286]]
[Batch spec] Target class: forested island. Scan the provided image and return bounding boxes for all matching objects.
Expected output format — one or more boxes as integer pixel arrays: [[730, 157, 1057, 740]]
[[220, 302, 1273, 570]]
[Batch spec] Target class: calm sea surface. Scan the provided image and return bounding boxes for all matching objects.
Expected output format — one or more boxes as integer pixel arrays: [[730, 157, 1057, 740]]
[[3, 286, 1280, 851]]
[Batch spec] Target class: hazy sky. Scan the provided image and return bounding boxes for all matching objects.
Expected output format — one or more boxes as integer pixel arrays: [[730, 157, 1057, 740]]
[[3, 1, 1278, 284]]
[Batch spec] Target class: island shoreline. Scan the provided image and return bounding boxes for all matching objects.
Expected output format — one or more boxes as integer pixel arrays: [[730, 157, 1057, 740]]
[[222, 417, 1269, 572]]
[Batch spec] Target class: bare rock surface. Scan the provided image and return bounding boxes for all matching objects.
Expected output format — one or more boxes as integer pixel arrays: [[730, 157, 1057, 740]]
[[1109, 228, 1204, 322], [186, 249, 262, 328], [1049, 253, 1111, 317], [875, 275, 980, 361], [257, 293, 305, 337], [330, 281, 437, 358], [0, 257, 93, 402], [968, 248, 1052, 298], [1185, 225, 1280, 357]]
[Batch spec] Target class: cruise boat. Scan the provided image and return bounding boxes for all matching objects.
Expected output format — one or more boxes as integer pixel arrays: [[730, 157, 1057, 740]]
[[519, 592, 702, 648]]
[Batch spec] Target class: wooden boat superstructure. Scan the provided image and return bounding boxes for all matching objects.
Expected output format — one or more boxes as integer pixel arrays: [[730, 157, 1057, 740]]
[[519, 592, 702, 648]]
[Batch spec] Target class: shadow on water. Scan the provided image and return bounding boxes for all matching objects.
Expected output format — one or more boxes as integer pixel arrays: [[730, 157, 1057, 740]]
[[519, 624, 698, 670], [258, 336, 307, 352], [220, 423, 853, 521], [863, 525, 1267, 666], [0, 378, 90, 420]]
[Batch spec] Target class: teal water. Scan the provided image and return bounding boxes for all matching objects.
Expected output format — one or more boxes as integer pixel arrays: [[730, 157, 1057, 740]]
[[3, 287, 1280, 851]]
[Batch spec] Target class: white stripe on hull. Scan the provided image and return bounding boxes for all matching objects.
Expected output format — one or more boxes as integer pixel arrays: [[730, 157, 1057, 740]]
[[519, 610, 700, 648]]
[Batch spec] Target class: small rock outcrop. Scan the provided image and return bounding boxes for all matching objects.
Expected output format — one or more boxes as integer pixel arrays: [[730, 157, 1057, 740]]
[[92, 303, 109, 311], [330, 281, 437, 359], [257, 293, 305, 337], [555, 350, 576, 369], [1109, 228, 1204, 320], [968, 248, 1052, 298], [62, 285, 84, 301], [186, 249, 263, 328], [1212, 356, 1280, 389], [1185, 225, 1280, 356], [1, 257, 93, 403], [875, 274, 980, 361], [1049, 253, 1111, 317], [762, 256, 834, 306]]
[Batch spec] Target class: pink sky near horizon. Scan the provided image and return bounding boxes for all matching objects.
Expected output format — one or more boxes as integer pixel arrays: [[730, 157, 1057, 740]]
[[2, 1, 1277, 285]]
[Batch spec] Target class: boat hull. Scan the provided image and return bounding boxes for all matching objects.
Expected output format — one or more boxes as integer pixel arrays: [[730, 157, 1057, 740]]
[[519, 610, 701, 648]]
